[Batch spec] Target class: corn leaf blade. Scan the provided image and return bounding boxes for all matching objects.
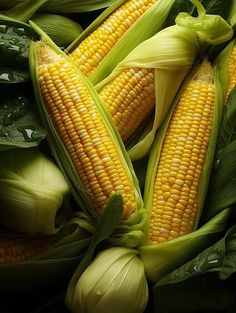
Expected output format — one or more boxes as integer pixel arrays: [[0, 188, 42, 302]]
[[5, 0, 48, 22], [0, 0, 119, 13], [139, 208, 230, 282]]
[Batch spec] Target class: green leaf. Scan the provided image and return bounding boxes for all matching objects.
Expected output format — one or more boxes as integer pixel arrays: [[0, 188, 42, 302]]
[[139, 209, 230, 282], [204, 87, 236, 220], [0, 85, 47, 150], [217, 86, 236, 150], [0, 16, 36, 81], [199, 0, 234, 18], [219, 225, 236, 279], [152, 224, 236, 313], [0, 0, 119, 13], [0, 67, 29, 83], [5, 0, 48, 22]]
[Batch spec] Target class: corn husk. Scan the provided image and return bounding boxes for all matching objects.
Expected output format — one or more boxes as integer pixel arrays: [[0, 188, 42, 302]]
[[0, 147, 70, 234], [0, 0, 118, 13], [143, 59, 224, 237], [5, 0, 48, 22], [66, 247, 148, 313], [31, 14, 82, 46], [29, 22, 144, 246], [68, 0, 177, 85], [138, 42, 229, 282]]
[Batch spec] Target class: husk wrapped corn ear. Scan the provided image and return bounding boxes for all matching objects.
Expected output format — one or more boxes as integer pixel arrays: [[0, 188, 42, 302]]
[[29, 27, 142, 222], [145, 61, 216, 244], [138, 56, 230, 282]]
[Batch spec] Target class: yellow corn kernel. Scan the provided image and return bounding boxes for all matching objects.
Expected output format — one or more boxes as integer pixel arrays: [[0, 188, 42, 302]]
[[226, 44, 236, 100], [0, 236, 53, 264], [37, 43, 137, 218], [149, 62, 215, 244], [99, 67, 155, 141], [70, 0, 156, 76]]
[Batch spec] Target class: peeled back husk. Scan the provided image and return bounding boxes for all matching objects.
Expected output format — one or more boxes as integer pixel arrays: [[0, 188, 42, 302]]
[[66, 246, 148, 313], [96, 7, 232, 160], [96, 24, 199, 160], [0, 147, 70, 234]]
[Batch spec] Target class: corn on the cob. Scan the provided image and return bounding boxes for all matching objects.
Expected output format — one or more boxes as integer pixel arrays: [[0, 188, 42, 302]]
[[0, 236, 53, 264], [99, 67, 155, 142], [145, 61, 216, 244], [225, 43, 236, 99], [34, 41, 139, 219], [69, 0, 156, 77]]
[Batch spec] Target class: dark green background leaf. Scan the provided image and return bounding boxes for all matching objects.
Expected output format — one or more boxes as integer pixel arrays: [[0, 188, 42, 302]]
[[204, 87, 236, 220], [0, 85, 46, 149], [153, 225, 236, 313]]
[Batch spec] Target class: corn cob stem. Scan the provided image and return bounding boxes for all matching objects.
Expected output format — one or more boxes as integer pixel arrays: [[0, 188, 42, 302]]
[[36, 42, 138, 218], [148, 61, 215, 244], [70, 0, 156, 77]]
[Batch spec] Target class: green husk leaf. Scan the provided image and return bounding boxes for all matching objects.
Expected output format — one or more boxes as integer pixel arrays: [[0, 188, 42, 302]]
[[176, 11, 233, 45], [0, 85, 46, 150], [31, 14, 82, 47], [5, 0, 48, 22], [29, 22, 143, 245], [139, 208, 230, 282], [65, 194, 123, 307], [87, 0, 177, 85], [0, 0, 118, 13]]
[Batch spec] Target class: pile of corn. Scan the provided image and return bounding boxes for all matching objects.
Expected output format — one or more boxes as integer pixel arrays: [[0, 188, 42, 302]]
[[0, 0, 236, 312]]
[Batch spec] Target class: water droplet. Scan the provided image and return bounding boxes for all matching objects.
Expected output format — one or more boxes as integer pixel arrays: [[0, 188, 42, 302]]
[[214, 157, 222, 170], [96, 289, 103, 297], [7, 44, 21, 54], [2, 112, 13, 125], [0, 25, 7, 33], [0, 72, 12, 82], [14, 27, 25, 36], [17, 127, 35, 142]]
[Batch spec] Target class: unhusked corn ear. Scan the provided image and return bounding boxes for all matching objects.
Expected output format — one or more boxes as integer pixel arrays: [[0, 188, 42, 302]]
[[99, 67, 155, 142], [146, 61, 215, 244], [35, 41, 139, 219], [0, 236, 53, 264], [69, 0, 156, 77], [225, 43, 236, 99]]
